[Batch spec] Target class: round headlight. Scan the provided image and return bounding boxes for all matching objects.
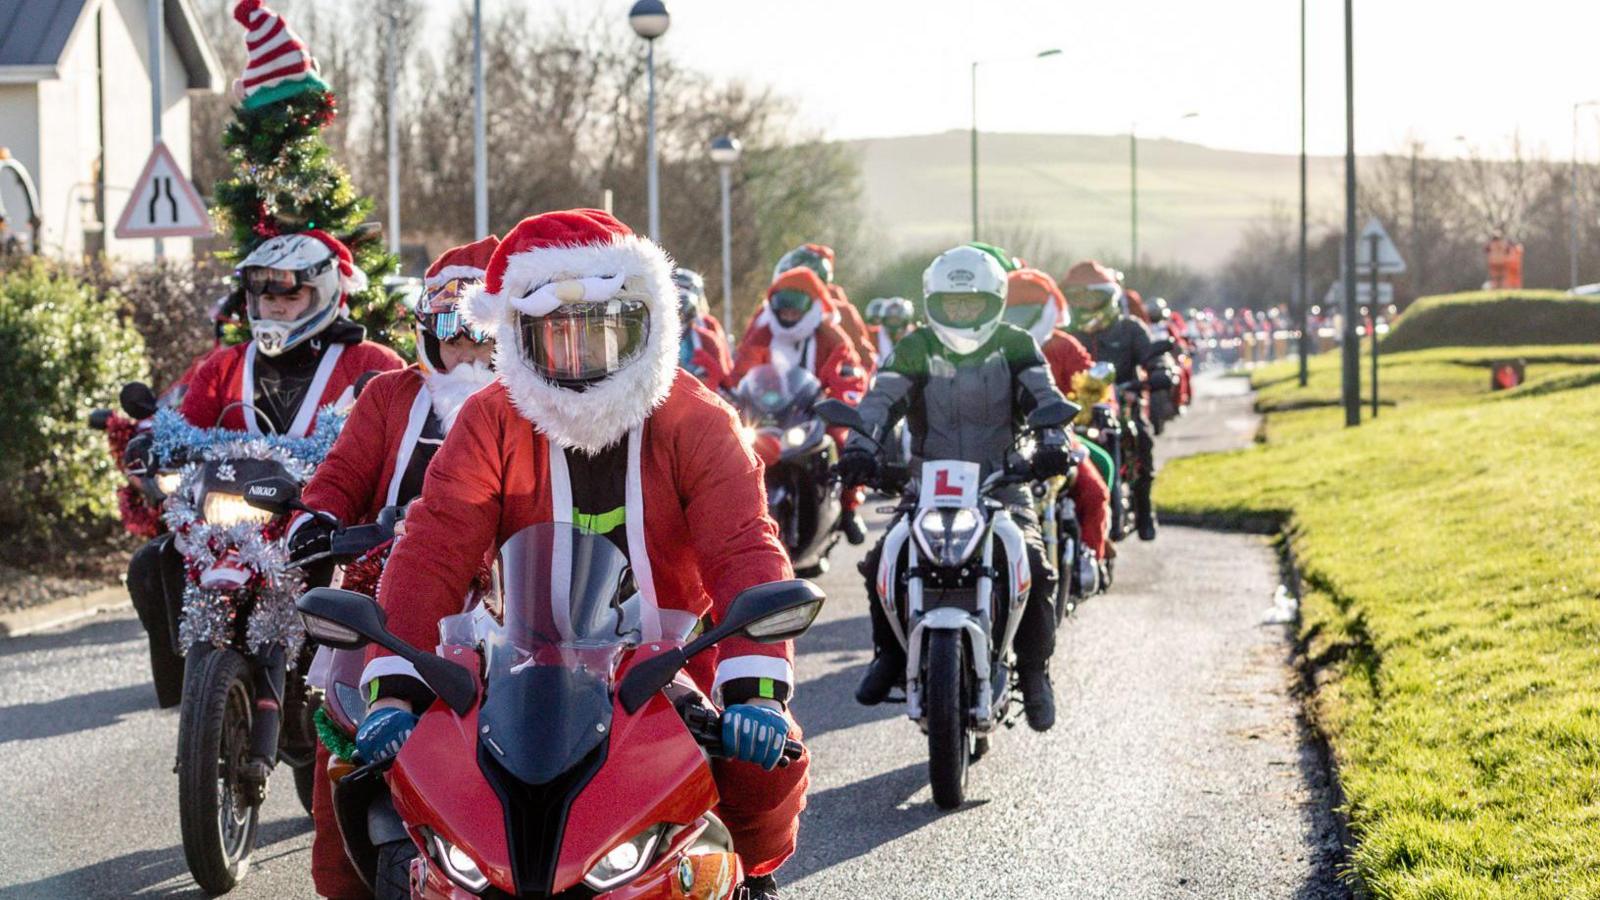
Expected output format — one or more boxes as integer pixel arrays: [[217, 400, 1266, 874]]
[[784, 426, 808, 448]]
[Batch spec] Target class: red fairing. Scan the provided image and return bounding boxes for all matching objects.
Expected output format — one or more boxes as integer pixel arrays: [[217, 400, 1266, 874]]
[[179, 339, 404, 431]]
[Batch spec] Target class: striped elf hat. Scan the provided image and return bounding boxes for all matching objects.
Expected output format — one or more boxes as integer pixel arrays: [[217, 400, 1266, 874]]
[[231, 0, 330, 110]]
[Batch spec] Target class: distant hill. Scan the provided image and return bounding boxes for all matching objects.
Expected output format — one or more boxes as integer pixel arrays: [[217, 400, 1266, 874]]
[[845, 131, 1348, 271]]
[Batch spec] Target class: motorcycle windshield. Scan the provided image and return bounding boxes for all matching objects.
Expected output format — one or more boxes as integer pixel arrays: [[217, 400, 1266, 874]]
[[735, 363, 823, 427], [478, 524, 637, 786]]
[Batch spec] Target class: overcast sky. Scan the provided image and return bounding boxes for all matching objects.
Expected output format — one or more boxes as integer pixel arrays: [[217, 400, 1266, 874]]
[[425, 0, 1600, 160]]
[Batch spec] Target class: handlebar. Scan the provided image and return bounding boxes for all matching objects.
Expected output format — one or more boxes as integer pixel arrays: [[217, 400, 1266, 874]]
[[680, 701, 804, 768]]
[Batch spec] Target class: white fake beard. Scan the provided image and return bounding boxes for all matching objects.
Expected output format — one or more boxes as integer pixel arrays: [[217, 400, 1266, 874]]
[[425, 361, 497, 433]]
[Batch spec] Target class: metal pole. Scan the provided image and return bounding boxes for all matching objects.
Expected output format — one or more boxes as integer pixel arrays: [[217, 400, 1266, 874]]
[[1297, 0, 1309, 387], [1409, 143, 1419, 289], [1370, 233, 1380, 417], [970, 61, 979, 241], [1341, 0, 1360, 427], [718, 164, 733, 329], [472, 0, 487, 237], [386, 9, 400, 256], [1130, 127, 1139, 271], [1572, 103, 1582, 290], [646, 40, 660, 241], [148, 0, 164, 259]]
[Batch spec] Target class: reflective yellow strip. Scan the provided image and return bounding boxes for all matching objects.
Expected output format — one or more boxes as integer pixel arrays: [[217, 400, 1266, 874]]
[[572, 505, 626, 535], [759, 678, 775, 700]]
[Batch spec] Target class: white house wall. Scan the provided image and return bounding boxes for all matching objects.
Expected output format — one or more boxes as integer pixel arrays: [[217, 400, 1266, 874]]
[[0, 84, 42, 243]]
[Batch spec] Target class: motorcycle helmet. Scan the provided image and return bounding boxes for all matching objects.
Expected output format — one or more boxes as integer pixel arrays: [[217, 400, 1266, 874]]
[[864, 297, 888, 326], [416, 235, 499, 375], [765, 267, 829, 338], [880, 296, 915, 340], [1004, 268, 1069, 344], [236, 230, 365, 356], [772, 243, 834, 284], [1060, 260, 1123, 335], [673, 268, 707, 327], [922, 245, 1008, 354]]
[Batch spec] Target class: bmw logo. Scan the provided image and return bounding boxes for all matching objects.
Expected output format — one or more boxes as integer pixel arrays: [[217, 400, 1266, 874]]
[[677, 857, 695, 892]]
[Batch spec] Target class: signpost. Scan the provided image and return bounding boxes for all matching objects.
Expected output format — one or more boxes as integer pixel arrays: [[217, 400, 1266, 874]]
[[1354, 217, 1405, 419], [114, 142, 213, 241]]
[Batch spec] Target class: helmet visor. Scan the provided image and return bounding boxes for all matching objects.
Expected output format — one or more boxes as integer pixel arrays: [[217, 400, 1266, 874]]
[[927, 292, 1001, 328], [241, 262, 329, 297], [769, 289, 814, 327], [1064, 284, 1118, 311], [1002, 304, 1043, 329], [518, 300, 650, 384], [419, 278, 492, 343]]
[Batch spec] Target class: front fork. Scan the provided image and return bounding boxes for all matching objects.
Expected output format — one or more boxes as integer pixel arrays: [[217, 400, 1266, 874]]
[[242, 645, 288, 801]]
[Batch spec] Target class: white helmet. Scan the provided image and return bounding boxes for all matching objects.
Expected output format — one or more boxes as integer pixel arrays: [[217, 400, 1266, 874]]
[[922, 245, 1008, 354], [236, 231, 364, 356]]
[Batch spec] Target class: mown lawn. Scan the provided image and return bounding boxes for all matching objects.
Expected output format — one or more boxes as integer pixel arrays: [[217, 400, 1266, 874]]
[[1159, 347, 1600, 898]]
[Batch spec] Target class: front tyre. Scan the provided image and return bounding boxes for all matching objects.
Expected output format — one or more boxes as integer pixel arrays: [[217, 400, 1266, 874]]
[[178, 647, 259, 894], [374, 839, 419, 900], [925, 630, 970, 810], [292, 761, 315, 815]]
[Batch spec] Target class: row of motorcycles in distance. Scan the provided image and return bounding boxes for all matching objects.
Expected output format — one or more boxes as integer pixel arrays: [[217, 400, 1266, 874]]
[[86, 336, 1176, 898]]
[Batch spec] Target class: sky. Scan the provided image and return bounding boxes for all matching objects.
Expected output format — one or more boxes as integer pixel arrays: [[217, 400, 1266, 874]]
[[425, 0, 1600, 161]]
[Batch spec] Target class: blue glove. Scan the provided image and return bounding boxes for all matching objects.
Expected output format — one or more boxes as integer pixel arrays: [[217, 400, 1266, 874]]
[[721, 704, 790, 771], [355, 706, 418, 764]]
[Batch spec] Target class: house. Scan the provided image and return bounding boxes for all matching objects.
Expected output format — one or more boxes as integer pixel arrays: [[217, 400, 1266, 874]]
[[0, 0, 221, 260]]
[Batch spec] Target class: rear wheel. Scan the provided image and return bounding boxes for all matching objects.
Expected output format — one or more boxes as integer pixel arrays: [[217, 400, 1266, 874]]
[[925, 630, 970, 810], [178, 647, 260, 894]]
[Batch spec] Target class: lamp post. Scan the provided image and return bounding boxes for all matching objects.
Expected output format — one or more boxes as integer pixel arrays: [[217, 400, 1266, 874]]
[[148, 0, 164, 259], [472, 0, 487, 237], [630, 1, 671, 241], [970, 48, 1061, 240], [1341, 0, 1360, 427], [710, 135, 742, 328], [1571, 100, 1600, 289], [386, 6, 401, 256], [1297, 0, 1309, 386], [1130, 111, 1199, 275]]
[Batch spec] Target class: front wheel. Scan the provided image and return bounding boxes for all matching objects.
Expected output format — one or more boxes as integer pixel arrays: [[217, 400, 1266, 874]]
[[374, 839, 419, 900], [925, 630, 970, 810], [178, 647, 260, 894]]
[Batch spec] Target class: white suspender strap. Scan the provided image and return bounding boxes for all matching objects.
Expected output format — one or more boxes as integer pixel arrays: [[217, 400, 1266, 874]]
[[622, 427, 662, 642], [384, 383, 432, 507], [286, 343, 345, 438]]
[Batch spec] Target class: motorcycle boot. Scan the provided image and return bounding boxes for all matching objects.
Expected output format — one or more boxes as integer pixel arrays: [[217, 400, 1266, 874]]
[[856, 650, 903, 705], [1134, 473, 1158, 541], [1018, 668, 1057, 732], [739, 873, 780, 900], [841, 509, 867, 546]]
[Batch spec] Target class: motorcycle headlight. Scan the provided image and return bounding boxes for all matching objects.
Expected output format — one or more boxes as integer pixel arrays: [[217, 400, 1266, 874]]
[[426, 830, 489, 893], [783, 425, 809, 448], [154, 471, 183, 496], [912, 507, 984, 567], [583, 824, 664, 891], [201, 492, 273, 528]]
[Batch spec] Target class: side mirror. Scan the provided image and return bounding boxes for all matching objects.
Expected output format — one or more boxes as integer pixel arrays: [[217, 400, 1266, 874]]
[[618, 579, 826, 713], [812, 398, 865, 434], [243, 476, 303, 516], [296, 588, 478, 716], [1026, 400, 1080, 430], [120, 382, 159, 420]]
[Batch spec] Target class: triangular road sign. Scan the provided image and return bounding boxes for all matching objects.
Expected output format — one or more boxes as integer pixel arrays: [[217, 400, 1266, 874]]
[[1355, 217, 1406, 275], [115, 142, 213, 239]]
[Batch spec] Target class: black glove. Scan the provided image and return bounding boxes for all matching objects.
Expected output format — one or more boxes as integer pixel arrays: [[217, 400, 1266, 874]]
[[837, 449, 879, 487], [288, 518, 335, 564], [1032, 429, 1073, 479], [122, 432, 155, 475]]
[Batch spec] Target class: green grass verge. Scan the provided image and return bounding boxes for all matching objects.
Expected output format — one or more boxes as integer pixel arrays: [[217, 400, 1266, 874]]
[[1160, 348, 1600, 898], [1382, 291, 1600, 353]]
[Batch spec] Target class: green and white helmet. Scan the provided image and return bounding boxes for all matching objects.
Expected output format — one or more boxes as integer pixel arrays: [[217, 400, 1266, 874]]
[[922, 245, 1008, 354]]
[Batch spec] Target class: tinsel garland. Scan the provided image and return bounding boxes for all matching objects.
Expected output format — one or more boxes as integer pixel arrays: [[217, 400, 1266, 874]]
[[101, 414, 163, 537], [315, 705, 359, 763], [158, 409, 347, 657]]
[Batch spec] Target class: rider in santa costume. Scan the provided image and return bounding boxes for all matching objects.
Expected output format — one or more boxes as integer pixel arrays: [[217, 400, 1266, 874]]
[[740, 243, 877, 373], [288, 236, 499, 900], [354, 210, 808, 900], [180, 230, 404, 434], [731, 266, 870, 545]]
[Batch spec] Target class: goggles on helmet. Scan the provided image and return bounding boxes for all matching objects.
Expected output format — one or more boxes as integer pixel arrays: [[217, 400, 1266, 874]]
[[1064, 284, 1118, 310], [517, 299, 650, 385], [418, 278, 492, 343], [241, 259, 333, 297]]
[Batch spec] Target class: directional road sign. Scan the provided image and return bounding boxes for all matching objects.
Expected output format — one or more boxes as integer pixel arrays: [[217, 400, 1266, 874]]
[[114, 142, 213, 240]]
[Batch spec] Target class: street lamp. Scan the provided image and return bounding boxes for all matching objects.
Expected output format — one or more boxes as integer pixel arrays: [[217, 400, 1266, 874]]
[[1130, 111, 1199, 274], [1571, 100, 1600, 289], [386, 6, 401, 255], [630, 0, 671, 241], [970, 48, 1061, 240], [473, 0, 487, 237], [1297, 0, 1309, 386], [710, 135, 742, 328]]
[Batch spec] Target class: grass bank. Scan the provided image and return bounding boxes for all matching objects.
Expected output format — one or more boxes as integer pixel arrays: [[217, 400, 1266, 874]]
[[1159, 347, 1600, 898], [1382, 290, 1600, 352]]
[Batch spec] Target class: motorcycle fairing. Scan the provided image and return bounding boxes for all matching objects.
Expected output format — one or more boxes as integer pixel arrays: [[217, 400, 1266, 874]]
[[875, 516, 912, 651]]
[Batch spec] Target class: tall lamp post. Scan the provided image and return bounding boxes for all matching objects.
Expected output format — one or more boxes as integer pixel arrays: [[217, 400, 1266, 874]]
[[970, 48, 1061, 240], [1570, 100, 1600, 290], [1130, 111, 1199, 275], [472, 0, 487, 237], [1297, 0, 1310, 386], [386, 6, 401, 256], [710, 135, 742, 328], [630, 1, 671, 241], [1340, 0, 1360, 427]]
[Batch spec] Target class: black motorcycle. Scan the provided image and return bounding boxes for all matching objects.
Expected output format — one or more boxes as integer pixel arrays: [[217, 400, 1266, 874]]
[[733, 364, 843, 576]]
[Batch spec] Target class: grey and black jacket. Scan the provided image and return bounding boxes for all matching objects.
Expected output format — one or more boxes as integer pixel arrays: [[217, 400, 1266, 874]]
[[847, 323, 1068, 480], [1071, 316, 1175, 389]]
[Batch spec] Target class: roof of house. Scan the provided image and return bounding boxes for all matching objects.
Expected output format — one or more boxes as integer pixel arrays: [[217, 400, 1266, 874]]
[[0, 0, 221, 90]]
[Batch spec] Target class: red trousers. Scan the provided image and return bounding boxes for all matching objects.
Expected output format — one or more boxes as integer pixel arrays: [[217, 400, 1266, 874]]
[[1068, 461, 1110, 558]]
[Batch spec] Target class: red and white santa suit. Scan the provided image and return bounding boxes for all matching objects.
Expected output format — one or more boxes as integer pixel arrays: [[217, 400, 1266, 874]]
[[1007, 269, 1111, 559], [298, 236, 500, 900], [730, 267, 867, 402], [683, 313, 734, 390], [366, 210, 809, 878]]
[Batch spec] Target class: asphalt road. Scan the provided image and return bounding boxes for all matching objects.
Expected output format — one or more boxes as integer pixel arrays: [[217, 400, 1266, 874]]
[[0, 372, 1346, 899]]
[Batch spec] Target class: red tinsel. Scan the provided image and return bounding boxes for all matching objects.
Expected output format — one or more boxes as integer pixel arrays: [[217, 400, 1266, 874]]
[[117, 484, 163, 538]]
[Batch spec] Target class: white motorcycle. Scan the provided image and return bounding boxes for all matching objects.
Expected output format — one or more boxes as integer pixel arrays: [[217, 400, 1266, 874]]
[[818, 398, 1076, 808]]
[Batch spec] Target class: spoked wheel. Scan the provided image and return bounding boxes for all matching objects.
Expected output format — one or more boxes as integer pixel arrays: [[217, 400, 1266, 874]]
[[178, 647, 260, 894], [925, 630, 972, 810]]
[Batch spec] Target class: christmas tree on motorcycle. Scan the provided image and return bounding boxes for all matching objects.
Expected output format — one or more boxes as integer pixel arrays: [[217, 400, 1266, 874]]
[[210, 0, 410, 356]]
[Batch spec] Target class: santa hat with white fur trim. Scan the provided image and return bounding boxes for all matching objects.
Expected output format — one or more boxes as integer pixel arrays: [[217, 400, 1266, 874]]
[[424, 235, 500, 290]]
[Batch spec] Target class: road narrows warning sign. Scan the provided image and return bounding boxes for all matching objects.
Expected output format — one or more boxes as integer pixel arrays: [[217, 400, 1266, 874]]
[[114, 142, 214, 240]]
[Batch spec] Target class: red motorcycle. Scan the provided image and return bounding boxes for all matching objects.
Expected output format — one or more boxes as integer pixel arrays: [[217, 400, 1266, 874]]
[[295, 523, 822, 899]]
